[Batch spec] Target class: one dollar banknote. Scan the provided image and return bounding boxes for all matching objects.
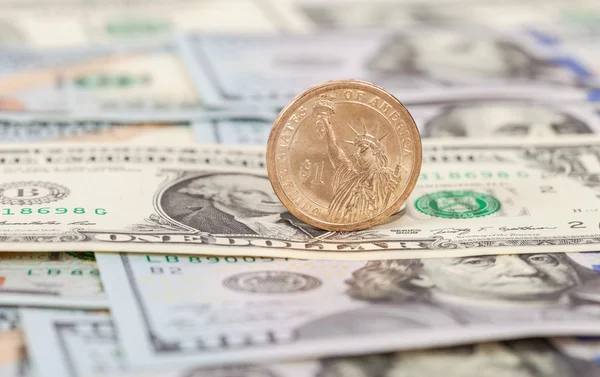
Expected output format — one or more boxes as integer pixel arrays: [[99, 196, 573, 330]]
[[0, 138, 599, 259]]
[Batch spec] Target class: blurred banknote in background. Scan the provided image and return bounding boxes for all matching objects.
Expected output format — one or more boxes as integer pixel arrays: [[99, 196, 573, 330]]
[[178, 29, 598, 108], [18, 308, 600, 377], [0, 252, 105, 308], [0, 0, 302, 48], [271, 0, 600, 36], [0, 43, 202, 112], [193, 92, 600, 144], [0, 308, 24, 377], [0, 112, 201, 143]]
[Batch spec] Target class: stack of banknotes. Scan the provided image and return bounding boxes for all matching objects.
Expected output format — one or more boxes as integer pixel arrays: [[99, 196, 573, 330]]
[[2, 0, 600, 376]]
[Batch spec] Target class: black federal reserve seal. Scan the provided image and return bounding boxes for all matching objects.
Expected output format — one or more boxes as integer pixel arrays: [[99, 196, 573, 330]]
[[223, 271, 322, 294], [0, 181, 69, 205]]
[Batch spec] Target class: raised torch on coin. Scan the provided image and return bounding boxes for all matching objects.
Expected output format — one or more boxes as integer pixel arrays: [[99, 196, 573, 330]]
[[267, 80, 422, 231]]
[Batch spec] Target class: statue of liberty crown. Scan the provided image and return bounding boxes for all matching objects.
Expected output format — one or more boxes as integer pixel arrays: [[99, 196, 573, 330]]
[[343, 118, 389, 152]]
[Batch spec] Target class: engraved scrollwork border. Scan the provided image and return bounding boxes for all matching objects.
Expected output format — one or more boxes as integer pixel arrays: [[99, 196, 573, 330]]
[[0, 228, 87, 243]]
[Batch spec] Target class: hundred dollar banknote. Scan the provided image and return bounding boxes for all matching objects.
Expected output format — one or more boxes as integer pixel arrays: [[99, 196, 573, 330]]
[[178, 28, 597, 108], [192, 111, 278, 145], [271, 0, 600, 42], [270, 0, 600, 81], [0, 252, 106, 309], [0, 42, 201, 112], [0, 112, 201, 144], [20, 310, 118, 377], [19, 308, 600, 377], [0, 0, 302, 48], [193, 94, 600, 144], [2, 139, 600, 259], [96, 251, 600, 367]]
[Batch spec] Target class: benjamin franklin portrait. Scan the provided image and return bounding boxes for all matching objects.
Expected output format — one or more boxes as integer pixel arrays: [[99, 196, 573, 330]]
[[422, 102, 593, 138], [160, 173, 324, 240], [367, 29, 582, 87], [297, 253, 600, 337]]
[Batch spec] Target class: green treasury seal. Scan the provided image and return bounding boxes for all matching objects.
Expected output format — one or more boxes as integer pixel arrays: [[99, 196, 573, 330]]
[[415, 190, 501, 219], [66, 252, 96, 261]]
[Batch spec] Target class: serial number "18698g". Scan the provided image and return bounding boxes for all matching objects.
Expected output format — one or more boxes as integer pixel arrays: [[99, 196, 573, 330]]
[[1, 207, 107, 215]]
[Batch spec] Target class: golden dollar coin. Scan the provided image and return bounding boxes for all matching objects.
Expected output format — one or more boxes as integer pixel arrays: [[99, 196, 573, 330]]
[[267, 80, 422, 231]]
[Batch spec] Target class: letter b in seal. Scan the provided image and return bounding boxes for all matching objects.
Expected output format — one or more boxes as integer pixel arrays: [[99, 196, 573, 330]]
[[0, 181, 69, 205]]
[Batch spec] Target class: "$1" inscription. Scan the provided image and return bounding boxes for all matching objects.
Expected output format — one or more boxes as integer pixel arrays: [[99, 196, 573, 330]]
[[299, 159, 325, 186]]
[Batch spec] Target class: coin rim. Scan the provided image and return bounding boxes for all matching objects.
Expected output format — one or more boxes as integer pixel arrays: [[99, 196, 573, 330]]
[[266, 79, 422, 232]]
